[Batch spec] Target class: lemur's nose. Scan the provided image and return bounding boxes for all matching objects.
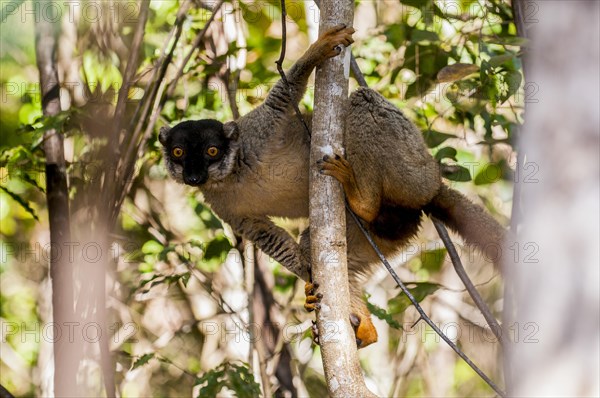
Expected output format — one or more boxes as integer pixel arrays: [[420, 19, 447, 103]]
[[185, 175, 204, 186]]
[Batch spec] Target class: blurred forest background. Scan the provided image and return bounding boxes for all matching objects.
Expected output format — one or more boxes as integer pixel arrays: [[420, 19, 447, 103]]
[[0, 0, 528, 396]]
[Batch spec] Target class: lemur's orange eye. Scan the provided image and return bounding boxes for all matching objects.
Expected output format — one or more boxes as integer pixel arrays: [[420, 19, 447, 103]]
[[207, 147, 219, 157], [172, 147, 184, 158]]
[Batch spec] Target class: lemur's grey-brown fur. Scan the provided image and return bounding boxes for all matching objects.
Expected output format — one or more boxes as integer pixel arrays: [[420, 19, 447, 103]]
[[160, 26, 505, 348]]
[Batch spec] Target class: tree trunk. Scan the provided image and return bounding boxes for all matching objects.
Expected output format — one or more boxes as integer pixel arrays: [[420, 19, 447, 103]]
[[33, 2, 77, 395], [309, 2, 376, 396], [505, 1, 599, 396]]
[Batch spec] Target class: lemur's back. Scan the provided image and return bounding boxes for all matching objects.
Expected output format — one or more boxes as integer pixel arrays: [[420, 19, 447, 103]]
[[345, 88, 441, 209]]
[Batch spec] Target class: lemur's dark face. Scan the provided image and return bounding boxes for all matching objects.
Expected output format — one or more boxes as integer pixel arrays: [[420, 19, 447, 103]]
[[159, 119, 239, 187]]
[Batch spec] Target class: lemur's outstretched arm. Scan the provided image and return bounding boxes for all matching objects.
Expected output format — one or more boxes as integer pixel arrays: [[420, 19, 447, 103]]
[[235, 25, 354, 145]]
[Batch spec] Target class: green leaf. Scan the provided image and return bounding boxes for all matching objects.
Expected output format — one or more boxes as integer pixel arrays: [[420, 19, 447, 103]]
[[484, 36, 529, 47], [194, 202, 224, 229], [400, 0, 434, 10], [437, 63, 479, 83], [411, 29, 440, 44], [423, 130, 455, 148], [158, 245, 176, 262], [434, 147, 457, 162], [203, 235, 232, 261], [177, 272, 191, 287], [385, 24, 406, 48], [388, 282, 440, 315], [303, 369, 329, 398], [274, 269, 297, 293], [2, 146, 36, 169], [227, 363, 261, 398], [442, 165, 472, 182], [505, 70, 523, 99], [0, 185, 39, 221], [403, 44, 450, 97], [142, 240, 164, 254], [140, 272, 190, 291], [195, 363, 260, 398], [420, 248, 447, 272], [474, 163, 503, 185], [132, 353, 154, 370], [367, 298, 403, 330], [390, 66, 402, 84], [488, 54, 515, 68], [20, 173, 45, 193]]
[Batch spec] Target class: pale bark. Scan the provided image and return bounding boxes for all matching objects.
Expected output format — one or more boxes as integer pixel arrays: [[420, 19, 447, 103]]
[[506, 1, 600, 396], [309, 1, 376, 396], [33, 2, 77, 395]]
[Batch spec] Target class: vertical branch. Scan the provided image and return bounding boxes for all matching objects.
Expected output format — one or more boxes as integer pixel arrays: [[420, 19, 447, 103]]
[[111, 0, 150, 145], [243, 242, 273, 397], [243, 240, 256, 365], [253, 253, 297, 397], [510, 0, 530, 234], [33, 1, 76, 395], [512, 0, 531, 80], [504, 1, 531, 386], [309, 1, 376, 396], [506, 2, 600, 396]]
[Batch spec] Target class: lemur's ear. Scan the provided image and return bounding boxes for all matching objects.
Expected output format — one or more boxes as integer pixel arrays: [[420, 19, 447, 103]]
[[223, 122, 239, 141], [159, 126, 171, 145]]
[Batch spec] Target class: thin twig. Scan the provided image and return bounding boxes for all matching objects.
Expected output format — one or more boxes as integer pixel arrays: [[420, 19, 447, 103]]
[[225, 69, 241, 120], [350, 54, 368, 87], [243, 240, 256, 365], [111, 0, 151, 146], [108, 0, 150, 204], [113, 1, 188, 219], [275, 0, 311, 137], [165, 0, 226, 99], [348, 207, 506, 397], [128, 0, 192, 128], [0, 384, 15, 398], [431, 217, 503, 343], [243, 242, 273, 397], [113, 1, 225, 223]]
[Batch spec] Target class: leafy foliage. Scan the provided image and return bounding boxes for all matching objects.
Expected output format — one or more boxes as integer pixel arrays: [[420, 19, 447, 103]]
[[388, 282, 441, 315], [132, 353, 156, 370], [195, 362, 261, 398], [0, 185, 39, 221], [367, 295, 403, 330]]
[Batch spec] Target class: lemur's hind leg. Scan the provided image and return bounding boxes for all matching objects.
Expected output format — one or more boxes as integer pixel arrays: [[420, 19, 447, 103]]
[[317, 154, 381, 223], [299, 229, 378, 349]]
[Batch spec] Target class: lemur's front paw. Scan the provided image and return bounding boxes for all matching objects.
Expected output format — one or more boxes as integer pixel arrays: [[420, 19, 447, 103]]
[[304, 282, 322, 312], [350, 312, 378, 349], [317, 154, 355, 186], [317, 25, 355, 59]]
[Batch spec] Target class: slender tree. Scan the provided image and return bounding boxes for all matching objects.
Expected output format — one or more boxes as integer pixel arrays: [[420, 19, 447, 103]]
[[33, 1, 77, 395], [309, 1, 376, 396], [506, 1, 600, 396]]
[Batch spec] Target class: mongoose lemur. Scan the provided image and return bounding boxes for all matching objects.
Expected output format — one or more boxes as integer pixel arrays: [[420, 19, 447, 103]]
[[160, 26, 505, 348]]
